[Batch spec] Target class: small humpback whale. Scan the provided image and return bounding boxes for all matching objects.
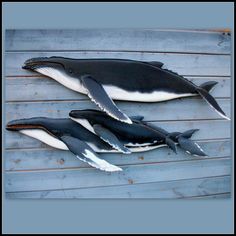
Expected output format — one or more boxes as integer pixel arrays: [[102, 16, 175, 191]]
[[6, 117, 122, 172], [69, 109, 207, 157], [22, 57, 230, 122]]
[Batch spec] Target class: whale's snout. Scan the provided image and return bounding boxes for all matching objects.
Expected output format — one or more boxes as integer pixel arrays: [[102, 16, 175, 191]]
[[6, 118, 43, 131], [6, 120, 24, 131], [22, 57, 51, 70], [22, 56, 65, 71], [69, 110, 80, 119]]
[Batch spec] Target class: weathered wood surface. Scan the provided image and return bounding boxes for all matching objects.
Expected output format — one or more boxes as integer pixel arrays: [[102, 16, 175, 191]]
[[4, 29, 231, 198], [6, 175, 231, 199], [5, 29, 231, 54]]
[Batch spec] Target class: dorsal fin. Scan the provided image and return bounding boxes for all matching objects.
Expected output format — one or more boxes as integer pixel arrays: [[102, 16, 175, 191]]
[[145, 61, 164, 68]]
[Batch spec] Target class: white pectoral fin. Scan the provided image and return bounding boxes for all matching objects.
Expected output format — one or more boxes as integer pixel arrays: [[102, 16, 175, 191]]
[[93, 124, 131, 154], [60, 135, 122, 172], [80, 75, 132, 124]]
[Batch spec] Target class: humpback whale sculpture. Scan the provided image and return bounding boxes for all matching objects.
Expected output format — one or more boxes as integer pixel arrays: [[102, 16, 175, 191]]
[[6, 117, 121, 172], [69, 109, 207, 157], [22, 57, 230, 123], [6, 111, 206, 172]]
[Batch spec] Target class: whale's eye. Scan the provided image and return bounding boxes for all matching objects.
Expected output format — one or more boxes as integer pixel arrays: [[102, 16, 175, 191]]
[[68, 68, 73, 74]]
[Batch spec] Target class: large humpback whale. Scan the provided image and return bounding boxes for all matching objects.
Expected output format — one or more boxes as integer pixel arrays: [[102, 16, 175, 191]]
[[69, 109, 207, 157], [6, 117, 122, 172], [22, 57, 230, 123]]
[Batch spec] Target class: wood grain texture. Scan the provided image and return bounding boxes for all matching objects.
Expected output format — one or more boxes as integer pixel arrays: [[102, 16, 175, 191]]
[[5, 158, 231, 192], [5, 98, 231, 124], [5, 29, 231, 54], [4, 29, 232, 198], [5, 140, 230, 171], [5, 175, 231, 199]]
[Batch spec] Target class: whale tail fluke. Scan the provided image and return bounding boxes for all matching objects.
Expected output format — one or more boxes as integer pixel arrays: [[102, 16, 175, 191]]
[[167, 129, 207, 157], [195, 85, 230, 120], [177, 134, 208, 157]]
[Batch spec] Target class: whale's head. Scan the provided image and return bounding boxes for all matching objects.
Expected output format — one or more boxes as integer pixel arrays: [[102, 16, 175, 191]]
[[6, 118, 44, 131], [22, 56, 74, 75], [6, 118, 70, 150], [69, 109, 107, 133], [22, 57, 81, 91]]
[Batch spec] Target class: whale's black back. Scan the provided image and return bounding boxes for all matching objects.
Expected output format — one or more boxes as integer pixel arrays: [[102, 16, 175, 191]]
[[60, 58, 197, 94], [73, 110, 167, 144]]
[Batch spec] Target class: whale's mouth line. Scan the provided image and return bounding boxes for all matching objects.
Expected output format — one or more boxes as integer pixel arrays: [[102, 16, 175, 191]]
[[22, 57, 65, 71], [6, 123, 43, 130]]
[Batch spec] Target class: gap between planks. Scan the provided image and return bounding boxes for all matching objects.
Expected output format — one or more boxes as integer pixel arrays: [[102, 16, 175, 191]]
[[5, 49, 231, 56], [4, 96, 231, 104]]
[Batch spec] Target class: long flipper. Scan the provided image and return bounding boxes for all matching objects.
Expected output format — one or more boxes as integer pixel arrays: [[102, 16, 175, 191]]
[[81, 75, 132, 124], [60, 135, 122, 172], [93, 124, 131, 154]]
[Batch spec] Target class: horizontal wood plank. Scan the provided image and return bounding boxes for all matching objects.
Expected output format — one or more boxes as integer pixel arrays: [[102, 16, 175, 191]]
[[5, 98, 231, 124], [5, 29, 231, 54], [5, 175, 231, 199], [5, 52, 230, 76], [5, 140, 230, 171], [5, 157, 231, 192], [5, 77, 230, 102]]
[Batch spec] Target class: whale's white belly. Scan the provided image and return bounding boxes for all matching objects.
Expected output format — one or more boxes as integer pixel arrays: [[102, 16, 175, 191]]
[[104, 85, 195, 102], [95, 144, 166, 153], [20, 129, 69, 150]]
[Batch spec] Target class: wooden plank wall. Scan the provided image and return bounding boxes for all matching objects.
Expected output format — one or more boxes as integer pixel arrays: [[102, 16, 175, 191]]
[[4, 29, 232, 198]]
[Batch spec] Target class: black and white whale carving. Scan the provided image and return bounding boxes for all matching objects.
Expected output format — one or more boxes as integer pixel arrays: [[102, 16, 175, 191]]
[[69, 109, 207, 157], [6, 117, 122, 172], [22, 57, 230, 123]]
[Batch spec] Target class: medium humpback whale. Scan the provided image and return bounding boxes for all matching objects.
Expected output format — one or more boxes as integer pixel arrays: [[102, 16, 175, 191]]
[[69, 109, 207, 157], [22, 57, 230, 123], [6, 117, 122, 172]]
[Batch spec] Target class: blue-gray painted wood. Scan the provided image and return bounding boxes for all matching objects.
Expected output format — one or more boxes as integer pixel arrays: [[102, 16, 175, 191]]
[[5, 77, 230, 102], [190, 193, 231, 199], [5, 98, 231, 123], [5, 158, 231, 192], [5, 175, 231, 199], [5, 29, 231, 54], [5, 140, 230, 171], [5, 52, 230, 76], [4, 29, 232, 198]]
